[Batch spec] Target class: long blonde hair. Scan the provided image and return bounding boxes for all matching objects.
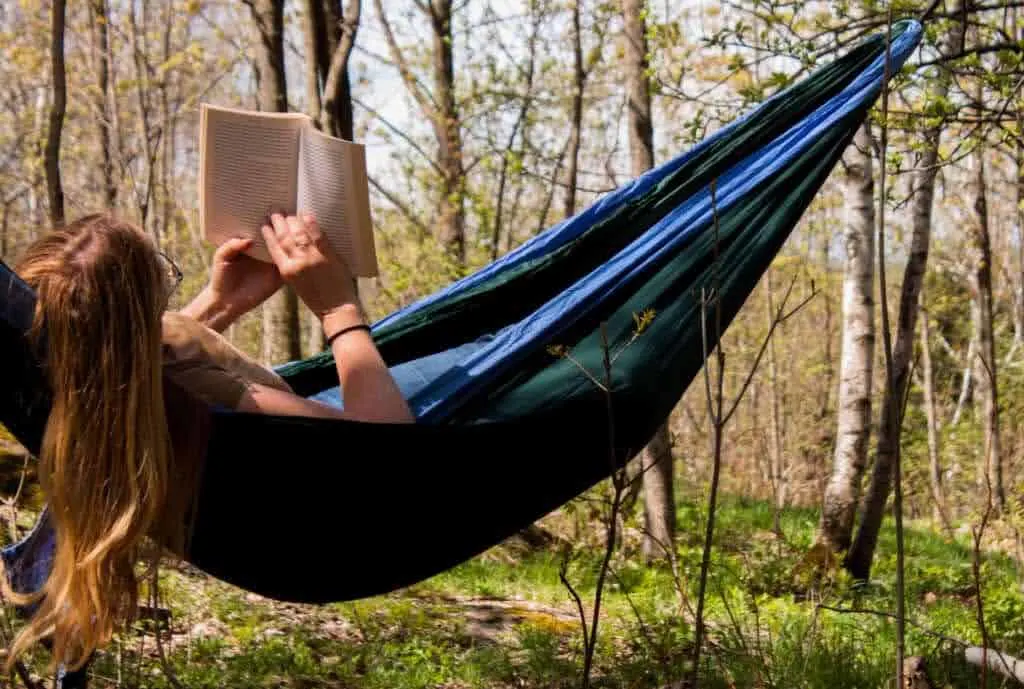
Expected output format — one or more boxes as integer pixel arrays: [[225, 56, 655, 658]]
[[3, 214, 180, 671]]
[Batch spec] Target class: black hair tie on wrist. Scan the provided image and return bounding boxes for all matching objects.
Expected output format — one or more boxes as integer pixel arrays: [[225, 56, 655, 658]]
[[326, 323, 371, 348]]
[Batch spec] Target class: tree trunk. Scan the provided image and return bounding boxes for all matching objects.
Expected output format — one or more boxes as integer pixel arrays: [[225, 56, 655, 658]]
[[562, 0, 585, 220], [816, 226, 835, 496], [320, 0, 359, 141], [305, 0, 361, 353], [1011, 117, 1024, 354], [91, 0, 116, 208], [429, 0, 465, 264], [968, 142, 1004, 511], [158, 0, 176, 251], [128, 0, 158, 236], [1011, 12, 1024, 358], [45, 0, 67, 227], [302, 0, 326, 126], [815, 124, 874, 555], [1, 202, 9, 257], [766, 270, 786, 535], [375, 0, 464, 265], [28, 87, 48, 231], [919, 296, 952, 532], [249, 0, 301, 364], [302, 0, 328, 355], [847, 106, 942, 578], [622, 0, 674, 563], [250, 0, 288, 113], [952, 335, 975, 425]]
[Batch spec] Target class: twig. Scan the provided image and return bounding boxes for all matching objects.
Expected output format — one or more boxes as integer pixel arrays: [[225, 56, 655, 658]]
[[556, 320, 633, 689], [578, 324, 627, 689], [972, 470, 995, 687], [149, 567, 185, 689], [559, 553, 590, 654], [814, 604, 969, 647], [721, 274, 817, 425], [690, 180, 727, 688], [874, 11, 906, 689]]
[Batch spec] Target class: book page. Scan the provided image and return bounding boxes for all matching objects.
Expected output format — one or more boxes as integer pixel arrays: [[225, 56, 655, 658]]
[[296, 127, 379, 277], [199, 104, 308, 262]]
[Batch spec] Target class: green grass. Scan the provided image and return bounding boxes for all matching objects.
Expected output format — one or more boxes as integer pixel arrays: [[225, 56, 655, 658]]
[[12, 493, 1021, 688]]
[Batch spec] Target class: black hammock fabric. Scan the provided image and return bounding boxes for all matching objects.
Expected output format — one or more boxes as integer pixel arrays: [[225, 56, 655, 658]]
[[0, 21, 921, 604]]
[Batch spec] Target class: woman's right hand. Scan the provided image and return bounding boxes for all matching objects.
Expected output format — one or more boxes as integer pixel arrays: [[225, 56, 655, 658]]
[[261, 212, 358, 319]]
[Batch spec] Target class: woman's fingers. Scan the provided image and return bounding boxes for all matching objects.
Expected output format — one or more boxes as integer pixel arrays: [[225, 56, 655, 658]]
[[269, 213, 293, 251], [261, 224, 288, 266], [264, 212, 331, 277], [285, 215, 312, 247], [215, 236, 252, 263], [301, 213, 324, 243]]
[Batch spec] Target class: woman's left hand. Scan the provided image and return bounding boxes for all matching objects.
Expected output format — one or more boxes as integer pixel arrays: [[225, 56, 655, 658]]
[[208, 237, 282, 313]]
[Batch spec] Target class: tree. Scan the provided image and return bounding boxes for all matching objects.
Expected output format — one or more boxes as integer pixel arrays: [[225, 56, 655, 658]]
[[489, 0, 541, 260], [815, 123, 874, 555], [247, 0, 302, 364], [89, 0, 117, 209], [304, 0, 360, 140], [765, 270, 787, 534], [562, 0, 596, 220], [303, 0, 362, 352], [375, 0, 466, 265], [1013, 110, 1024, 357], [45, 0, 66, 227], [622, 0, 675, 563], [968, 137, 1003, 511], [845, 13, 961, 577], [128, 0, 163, 237], [919, 293, 952, 531]]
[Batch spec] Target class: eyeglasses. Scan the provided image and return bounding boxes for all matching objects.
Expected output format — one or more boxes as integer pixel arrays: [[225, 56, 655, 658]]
[[157, 251, 183, 302]]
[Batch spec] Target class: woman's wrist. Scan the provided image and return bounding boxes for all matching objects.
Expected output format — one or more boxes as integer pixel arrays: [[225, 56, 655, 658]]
[[179, 287, 243, 333], [321, 303, 365, 337]]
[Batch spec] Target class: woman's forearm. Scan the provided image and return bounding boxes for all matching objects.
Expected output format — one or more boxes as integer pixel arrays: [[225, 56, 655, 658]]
[[324, 305, 414, 423], [178, 287, 241, 333]]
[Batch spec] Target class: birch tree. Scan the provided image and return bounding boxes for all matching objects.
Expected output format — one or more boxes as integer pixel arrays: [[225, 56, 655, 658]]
[[845, 13, 961, 576], [815, 124, 874, 555]]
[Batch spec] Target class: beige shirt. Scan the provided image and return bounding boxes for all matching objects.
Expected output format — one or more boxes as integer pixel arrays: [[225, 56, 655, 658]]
[[161, 312, 293, 409], [158, 313, 295, 540]]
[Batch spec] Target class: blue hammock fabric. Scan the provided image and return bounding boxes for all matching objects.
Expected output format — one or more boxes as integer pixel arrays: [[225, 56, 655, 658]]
[[0, 21, 921, 607]]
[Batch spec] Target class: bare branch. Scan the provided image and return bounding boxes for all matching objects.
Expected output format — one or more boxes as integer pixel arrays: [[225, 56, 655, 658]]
[[368, 174, 431, 239], [372, 0, 439, 117]]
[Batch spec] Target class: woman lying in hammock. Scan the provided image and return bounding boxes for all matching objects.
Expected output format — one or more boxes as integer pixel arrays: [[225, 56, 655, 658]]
[[3, 211, 413, 674]]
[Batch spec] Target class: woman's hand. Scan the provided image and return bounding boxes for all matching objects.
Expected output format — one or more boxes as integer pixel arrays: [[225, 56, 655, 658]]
[[261, 212, 359, 320], [179, 237, 283, 332], [209, 236, 283, 314]]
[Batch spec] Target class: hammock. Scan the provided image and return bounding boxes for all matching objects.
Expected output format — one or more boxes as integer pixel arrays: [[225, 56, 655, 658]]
[[0, 21, 921, 605]]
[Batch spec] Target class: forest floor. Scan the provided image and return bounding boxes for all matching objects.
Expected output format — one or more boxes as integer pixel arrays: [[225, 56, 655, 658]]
[[4, 485, 1024, 689]]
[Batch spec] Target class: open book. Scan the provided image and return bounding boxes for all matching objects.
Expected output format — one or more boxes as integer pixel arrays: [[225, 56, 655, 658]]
[[198, 103, 378, 277]]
